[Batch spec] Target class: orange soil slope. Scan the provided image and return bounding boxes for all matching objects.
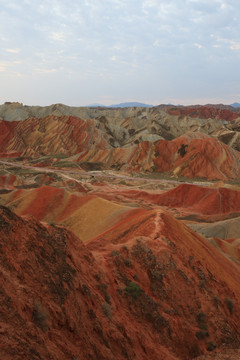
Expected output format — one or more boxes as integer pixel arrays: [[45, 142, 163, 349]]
[[1, 117, 240, 181], [116, 183, 240, 219], [76, 132, 240, 180], [0, 120, 18, 151], [0, 115, 108, 157], [0, 119, 21, 157], [155, 184, 240, 217], [87, 207, 240, 359], [153, 133, 240, 180], [0, 185, 139, 242], [1, 205, 180, 360], [2, 204, 240, 360]]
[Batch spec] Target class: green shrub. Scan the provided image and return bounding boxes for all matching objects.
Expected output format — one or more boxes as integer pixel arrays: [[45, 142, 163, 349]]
[[124, 282, 143, 301]]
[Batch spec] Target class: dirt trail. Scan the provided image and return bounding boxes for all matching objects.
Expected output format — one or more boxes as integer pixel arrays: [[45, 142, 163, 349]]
[[0, 160, 213, 187]]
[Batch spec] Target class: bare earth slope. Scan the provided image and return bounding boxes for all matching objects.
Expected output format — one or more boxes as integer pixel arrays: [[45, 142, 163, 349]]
[[1, 204, 240, 360], [1, 116, 240, 181], [0, 185, 141, 242], [0, 102, 240, 150], [1, 102, 240, 359]]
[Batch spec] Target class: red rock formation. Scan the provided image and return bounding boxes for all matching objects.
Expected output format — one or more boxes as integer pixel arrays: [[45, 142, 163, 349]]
[[154, 184, 240, 216], [1, 205, 149, 360], [88, 208, 240, 359], [0, 116, 109, 157], [118, 184, 240, 221], [153, 133, 240, 180], [0, 173, 23, 189], [2, 205, 240, 359], [0, 120, 17, 151], [167, 106, 238, 122], [1, 117, 240, 181]]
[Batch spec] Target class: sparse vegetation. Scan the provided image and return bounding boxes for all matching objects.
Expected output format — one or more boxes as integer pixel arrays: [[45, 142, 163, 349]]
[[32, 300, 49, 332], [213, 295, 220, 308], [124, 258, 132, 267], [97, 282, 111, 303], [196, 312, 208, 331], [52, 161, 79, 168], [110, 250, 120, 257], [195, 330, 209, 340], [102, 302, 112, 319], [124, 281, 143, 301], [207, 342, 216, 351], [225, 297, 234, 315], [105, 293, 111, 304]]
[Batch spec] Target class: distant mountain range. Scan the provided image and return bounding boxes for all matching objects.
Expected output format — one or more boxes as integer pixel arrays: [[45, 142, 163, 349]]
[[88, 102, 240, 109], [230, 102, 240, 108], [87, 102, 153, 108]]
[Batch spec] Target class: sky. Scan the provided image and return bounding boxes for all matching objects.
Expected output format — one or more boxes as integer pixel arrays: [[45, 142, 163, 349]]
[[0, 0, 240, 106]]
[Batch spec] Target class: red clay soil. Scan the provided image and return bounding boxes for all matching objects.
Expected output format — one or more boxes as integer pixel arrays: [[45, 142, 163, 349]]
[[193, 348, 240, 359], [0, 173, 23, 189], [3, 185, 96, 222], [87, 207, 240, 359], [0, 205, 178, 360], [154, 184, 240, 216], [0, 116, 109, 157], [167, 106, 239, 121], [0, 120, 22, 157], [75, 133, 240, 180], [153, 133, 240, 180], [1, 205, 240, 360], [1, 117, 240, 181], [0, 120, 18, 151], [115, 184, 240, 219]]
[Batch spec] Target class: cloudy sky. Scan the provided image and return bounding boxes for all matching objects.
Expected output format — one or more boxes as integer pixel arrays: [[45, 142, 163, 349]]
[[0, 0, 240, 106]]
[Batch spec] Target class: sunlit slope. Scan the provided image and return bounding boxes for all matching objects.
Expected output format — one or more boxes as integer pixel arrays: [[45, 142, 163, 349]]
[[0, 186, 139, 242], [1, 115, 240, 181]]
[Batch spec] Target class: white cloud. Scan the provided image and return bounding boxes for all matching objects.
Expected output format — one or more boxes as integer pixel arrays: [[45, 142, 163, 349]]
[[4, 48, 21, 54], [194, 43, 203, 49], [15, 72, 24, 77], [49, 32, 67, 42], [1, 0, 240, 105], [220, 2, 227, 10], [35, 68, 58, 74], [230, 42, 240, 50]]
